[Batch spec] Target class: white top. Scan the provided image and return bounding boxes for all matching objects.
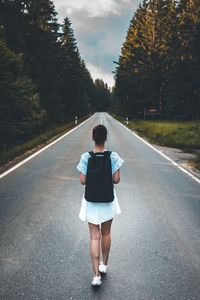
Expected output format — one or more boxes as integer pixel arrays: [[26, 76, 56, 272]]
[[76, 151, 125, 224]]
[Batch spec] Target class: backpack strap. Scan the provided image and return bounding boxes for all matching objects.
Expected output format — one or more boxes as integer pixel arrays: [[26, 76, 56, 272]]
[[103, 151, 112, 157], [89, 151, 95, 158], [88, 150, 112, 157]]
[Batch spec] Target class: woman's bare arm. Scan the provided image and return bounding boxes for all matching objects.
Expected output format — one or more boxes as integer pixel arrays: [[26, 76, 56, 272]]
[[80, 173, 86, 185], [113, 169, 120, 184]]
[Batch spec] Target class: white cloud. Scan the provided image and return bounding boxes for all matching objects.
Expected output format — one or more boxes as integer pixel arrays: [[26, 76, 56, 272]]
[[53, 0, 139, 86], [54, 0, 132, 18], [87, 63, 114, 88], [65, 7, 72, 16]]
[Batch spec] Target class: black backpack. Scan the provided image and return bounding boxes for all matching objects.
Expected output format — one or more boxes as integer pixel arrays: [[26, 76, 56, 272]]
[[84, 151, 114, 203]]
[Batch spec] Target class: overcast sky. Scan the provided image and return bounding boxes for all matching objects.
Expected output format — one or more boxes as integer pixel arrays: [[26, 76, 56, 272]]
[[53, 0, 140, 87]]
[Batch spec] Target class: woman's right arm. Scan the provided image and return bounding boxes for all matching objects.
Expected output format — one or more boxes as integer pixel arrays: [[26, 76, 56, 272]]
[[113, 169, 120, 184], [80, 172, 86, 185]]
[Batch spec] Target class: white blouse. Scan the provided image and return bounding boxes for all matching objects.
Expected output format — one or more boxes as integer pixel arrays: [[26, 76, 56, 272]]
[[76, 151, 124, 224]]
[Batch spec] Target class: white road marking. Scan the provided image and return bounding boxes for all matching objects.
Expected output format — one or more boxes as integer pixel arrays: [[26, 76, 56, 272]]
[[0, 114, 94, 179], [100, 115, 103, 124], [109, 113, 200, 185]]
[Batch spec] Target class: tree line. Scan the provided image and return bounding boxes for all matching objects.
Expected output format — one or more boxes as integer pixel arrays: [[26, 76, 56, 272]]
[[0, 0, 111, 150], [114, 0, 200, 120]]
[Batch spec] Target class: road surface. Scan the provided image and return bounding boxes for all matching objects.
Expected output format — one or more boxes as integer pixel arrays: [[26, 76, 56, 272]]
[[0, 112, 200, 299]]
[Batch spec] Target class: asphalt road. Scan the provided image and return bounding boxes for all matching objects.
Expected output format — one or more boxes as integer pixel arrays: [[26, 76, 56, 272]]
[[0, 112, 200, 300]]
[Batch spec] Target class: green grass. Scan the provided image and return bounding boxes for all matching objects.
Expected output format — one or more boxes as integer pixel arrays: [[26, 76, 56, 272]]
[[112, 114, 200, 149], [130, 121, 200, 149], [0, 114, 90, 167], [112, 113, 200, 170]]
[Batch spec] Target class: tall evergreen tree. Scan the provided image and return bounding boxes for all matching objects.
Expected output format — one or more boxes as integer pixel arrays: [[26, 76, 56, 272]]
[[175, 0, 200, 118], [114, 0, 200, 119], [0, 0, 27, 51], [0, 1, 95, 151], [0, 29, 46, 148], [57, 17, 93, 120]]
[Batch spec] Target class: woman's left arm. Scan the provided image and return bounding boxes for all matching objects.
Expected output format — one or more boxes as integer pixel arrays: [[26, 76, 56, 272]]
[[113, 169, 120, 184]]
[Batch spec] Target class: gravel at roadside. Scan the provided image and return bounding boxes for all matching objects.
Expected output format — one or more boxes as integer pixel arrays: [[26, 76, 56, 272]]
[[153, 144, 200, 179]]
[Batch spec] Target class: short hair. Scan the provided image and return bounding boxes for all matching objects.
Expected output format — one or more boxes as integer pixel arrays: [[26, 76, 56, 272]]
[[92, 124, 107, 146]]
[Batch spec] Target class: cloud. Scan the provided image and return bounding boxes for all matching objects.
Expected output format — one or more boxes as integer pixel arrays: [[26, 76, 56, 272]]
[[54, 0, 133, 18], [87, 63, 114, 88], [53, 0, 140, 86]]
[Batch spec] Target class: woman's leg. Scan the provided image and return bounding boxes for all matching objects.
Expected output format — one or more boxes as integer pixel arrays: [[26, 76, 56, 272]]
[[101, 219, 113, 265], [88, 222, 101, 276]]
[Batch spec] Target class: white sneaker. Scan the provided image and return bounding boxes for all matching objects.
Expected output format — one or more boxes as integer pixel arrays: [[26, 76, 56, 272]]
[[99, 262, 108, 273], [91, 275, 101, 286]]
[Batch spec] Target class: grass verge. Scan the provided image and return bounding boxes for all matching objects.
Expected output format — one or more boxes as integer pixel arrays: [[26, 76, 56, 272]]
[[0, 114, 90, 171], [111, 113, 200, 170]]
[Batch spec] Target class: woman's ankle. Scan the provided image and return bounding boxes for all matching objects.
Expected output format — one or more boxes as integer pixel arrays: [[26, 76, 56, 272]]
[[102, 259, 108, 266]]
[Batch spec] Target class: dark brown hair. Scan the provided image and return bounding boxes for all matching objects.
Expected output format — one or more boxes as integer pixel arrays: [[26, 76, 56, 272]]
[[92, 125, 107, 146]]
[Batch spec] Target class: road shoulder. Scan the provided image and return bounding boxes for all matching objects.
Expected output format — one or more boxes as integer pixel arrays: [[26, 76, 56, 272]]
[[152, 144, 200, 179]]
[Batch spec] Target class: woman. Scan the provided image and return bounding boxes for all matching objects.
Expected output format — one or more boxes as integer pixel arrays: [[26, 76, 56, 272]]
[[76, 124, 124, 286]]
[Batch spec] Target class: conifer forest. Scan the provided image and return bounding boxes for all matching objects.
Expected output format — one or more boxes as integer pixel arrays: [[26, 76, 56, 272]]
[[0, 0, 111, 150], [114, 0, 200, 119], [0, 0, 199, 152]]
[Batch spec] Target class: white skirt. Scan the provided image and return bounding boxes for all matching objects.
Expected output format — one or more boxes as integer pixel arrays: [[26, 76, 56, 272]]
[[79, 188, 121, 225]]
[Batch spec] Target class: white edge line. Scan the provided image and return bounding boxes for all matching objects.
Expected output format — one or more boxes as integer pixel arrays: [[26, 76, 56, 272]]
[[109, 113, 200, 185], [0, 114, 94, 179]]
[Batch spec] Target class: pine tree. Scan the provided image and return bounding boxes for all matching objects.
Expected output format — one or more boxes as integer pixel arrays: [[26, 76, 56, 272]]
[[0, 0, 95, 151], [57, 17, 84, 119], [0, 31, 46, 148], [56, 17, 94, 120], [115, 0, 168, 116], [114, 0, 199, 119], [23, 0, 59, 33], [175, 0, 200, 118], [0, 0, 27, 51]]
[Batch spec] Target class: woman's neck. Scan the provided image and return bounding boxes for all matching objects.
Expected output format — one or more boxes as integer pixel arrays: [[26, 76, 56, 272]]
[[93, 144, 105, 153]]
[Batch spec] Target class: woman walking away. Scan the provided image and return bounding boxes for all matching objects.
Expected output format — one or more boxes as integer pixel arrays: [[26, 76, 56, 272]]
[[76, 124, 124, 286]]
